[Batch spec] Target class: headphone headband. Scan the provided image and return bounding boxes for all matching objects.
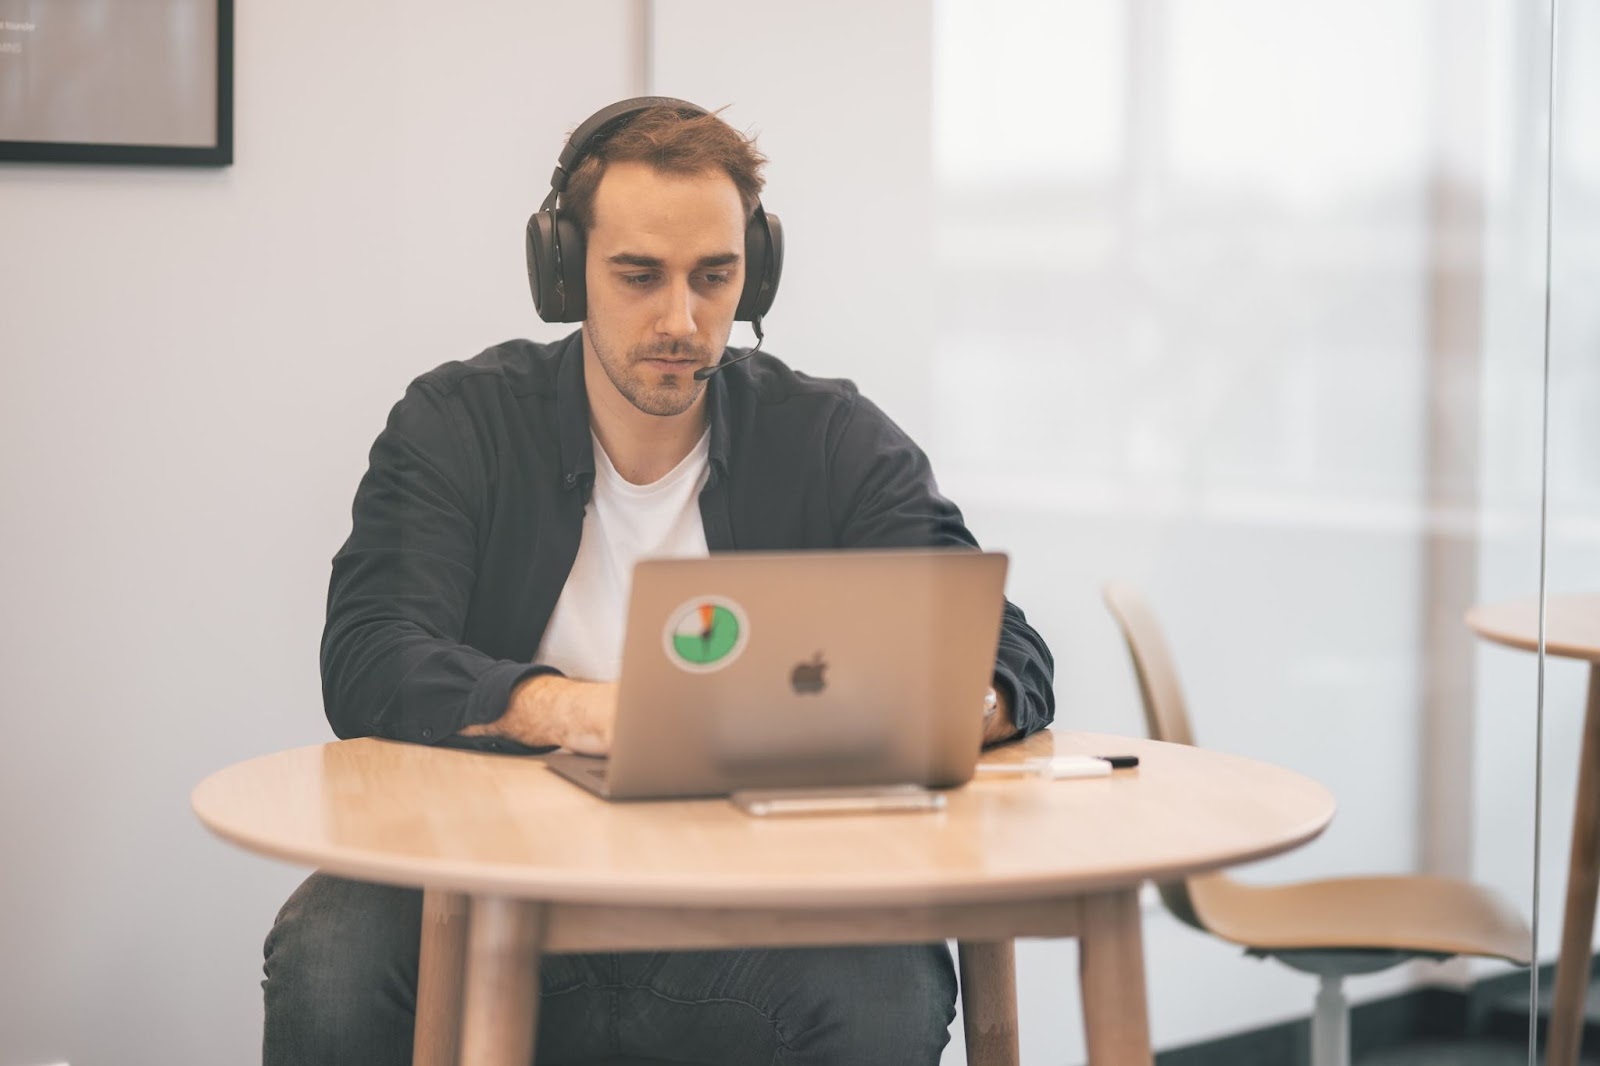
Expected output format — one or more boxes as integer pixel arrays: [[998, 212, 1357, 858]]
[[549, 96, 707, 196], [525, 97, 783, 325]]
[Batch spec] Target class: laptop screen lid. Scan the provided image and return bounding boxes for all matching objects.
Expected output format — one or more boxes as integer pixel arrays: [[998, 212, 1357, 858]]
[[598, 548, 1009, 800]]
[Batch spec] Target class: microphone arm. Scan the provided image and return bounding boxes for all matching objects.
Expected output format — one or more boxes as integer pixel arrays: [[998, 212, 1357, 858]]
[[693, 317, 766, 381]]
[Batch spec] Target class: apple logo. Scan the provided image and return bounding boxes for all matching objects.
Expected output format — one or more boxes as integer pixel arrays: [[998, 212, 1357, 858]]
[[790, 653, 827, 695]]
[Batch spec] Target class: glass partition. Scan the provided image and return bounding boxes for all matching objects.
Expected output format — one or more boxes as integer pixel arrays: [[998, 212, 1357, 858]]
[[1530, 1, 1600, 1063], [928, 1, 1545, 1060]]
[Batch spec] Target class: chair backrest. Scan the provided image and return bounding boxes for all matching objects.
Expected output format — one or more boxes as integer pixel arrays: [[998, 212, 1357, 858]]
[[1101, 581, 1196, 747], [1101, 580, 1210, 931]]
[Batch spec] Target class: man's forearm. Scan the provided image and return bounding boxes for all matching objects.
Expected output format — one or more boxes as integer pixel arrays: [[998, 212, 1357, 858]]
[[470, 674, 1012, 752]]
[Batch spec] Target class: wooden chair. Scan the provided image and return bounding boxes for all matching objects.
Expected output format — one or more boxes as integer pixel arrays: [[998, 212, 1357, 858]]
[[1101, 581, 1531, 1066]]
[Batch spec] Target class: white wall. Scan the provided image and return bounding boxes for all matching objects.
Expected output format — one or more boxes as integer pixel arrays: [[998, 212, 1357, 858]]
[[0, 3, 633, 1063], [651, 0, 939, 440]]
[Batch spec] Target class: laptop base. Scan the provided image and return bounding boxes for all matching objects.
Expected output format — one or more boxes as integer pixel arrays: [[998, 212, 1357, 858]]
[[545, 752, 948, 814], [544, 751, 613, 797]]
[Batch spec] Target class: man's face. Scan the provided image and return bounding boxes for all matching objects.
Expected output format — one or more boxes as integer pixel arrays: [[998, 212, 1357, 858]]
[[582, 161, 746, 418]]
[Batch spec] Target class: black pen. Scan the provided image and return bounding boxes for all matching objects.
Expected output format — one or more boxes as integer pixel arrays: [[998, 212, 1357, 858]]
[[975, 754, 1141, 779]]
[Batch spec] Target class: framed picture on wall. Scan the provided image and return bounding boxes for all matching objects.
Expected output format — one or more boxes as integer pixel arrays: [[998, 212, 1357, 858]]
[[0, 0, 233, 166]]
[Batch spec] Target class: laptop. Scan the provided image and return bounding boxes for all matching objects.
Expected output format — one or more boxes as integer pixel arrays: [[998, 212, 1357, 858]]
[[543, 548, 1009, 801]]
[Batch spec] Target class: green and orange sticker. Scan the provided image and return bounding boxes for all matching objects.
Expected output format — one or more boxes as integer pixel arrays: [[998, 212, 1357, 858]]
[[664, 597, 749, 673]]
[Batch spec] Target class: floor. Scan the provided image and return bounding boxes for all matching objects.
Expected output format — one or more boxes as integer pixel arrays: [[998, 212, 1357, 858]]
[[1356, 972, 1600, 1066], [1359, 1042, 1549, 1065]]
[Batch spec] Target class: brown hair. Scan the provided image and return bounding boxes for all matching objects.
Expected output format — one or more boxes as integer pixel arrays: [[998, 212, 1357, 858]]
[[561, 106, 767, 234]]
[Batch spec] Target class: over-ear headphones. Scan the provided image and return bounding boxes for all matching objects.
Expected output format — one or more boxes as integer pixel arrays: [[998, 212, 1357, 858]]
[[525, 96, 784, 326]]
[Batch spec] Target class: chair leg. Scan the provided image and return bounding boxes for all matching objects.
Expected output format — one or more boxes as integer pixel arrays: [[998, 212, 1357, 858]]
[[1311, 974, 1350, 1066]]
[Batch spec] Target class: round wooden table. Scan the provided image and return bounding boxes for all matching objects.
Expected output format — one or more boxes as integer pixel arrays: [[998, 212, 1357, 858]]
[[1468, 594, 1600, 1066], [193, 730, 1335, 1066]]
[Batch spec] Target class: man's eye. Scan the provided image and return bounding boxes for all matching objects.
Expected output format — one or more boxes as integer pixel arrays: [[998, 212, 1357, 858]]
[[700, 273, 732, 286], [621, 273, 657, 287]]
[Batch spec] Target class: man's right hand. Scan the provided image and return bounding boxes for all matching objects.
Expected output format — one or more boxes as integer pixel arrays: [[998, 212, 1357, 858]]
[[459, 674, 618, 755]]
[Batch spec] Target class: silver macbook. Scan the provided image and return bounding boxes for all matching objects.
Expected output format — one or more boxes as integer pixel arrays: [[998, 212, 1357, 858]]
[[544, 548, 1009, 801]]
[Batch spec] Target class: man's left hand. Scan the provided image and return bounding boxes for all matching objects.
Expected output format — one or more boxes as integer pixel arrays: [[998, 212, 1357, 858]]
[[981, 684, 1016, 746]]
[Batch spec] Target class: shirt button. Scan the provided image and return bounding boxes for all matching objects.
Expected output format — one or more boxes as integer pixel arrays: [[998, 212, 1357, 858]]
[[420, 727, 433, 740], [564, 473, 576, 486]]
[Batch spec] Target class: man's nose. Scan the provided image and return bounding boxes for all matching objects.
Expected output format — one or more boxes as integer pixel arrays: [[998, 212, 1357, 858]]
[[656, 279, 697, 339]]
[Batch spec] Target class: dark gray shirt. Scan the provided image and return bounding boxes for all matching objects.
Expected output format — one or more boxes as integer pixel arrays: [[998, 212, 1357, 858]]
[[321, 330, 1055, 751]]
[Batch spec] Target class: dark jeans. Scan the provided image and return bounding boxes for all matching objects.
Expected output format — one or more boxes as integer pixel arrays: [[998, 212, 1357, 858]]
[[263, 872, 958, 1065]]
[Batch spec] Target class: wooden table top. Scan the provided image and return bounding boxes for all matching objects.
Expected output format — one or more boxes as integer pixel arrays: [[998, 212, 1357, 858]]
[[192, 730, 1335, 908], [1466, 594, 1600, 661]]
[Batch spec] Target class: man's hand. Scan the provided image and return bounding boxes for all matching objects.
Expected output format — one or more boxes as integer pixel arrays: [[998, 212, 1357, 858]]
[[459, 675, 619, 755], [981, 684, 1017, 747], [552, 679, 619, 754]]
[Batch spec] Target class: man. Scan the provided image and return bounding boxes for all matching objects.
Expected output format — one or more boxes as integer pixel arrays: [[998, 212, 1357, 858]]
[[263, 99, 1055, 1065]]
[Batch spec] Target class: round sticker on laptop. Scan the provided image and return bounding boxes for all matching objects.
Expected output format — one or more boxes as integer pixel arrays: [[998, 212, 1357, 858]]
[[664, 597, 749, 673]]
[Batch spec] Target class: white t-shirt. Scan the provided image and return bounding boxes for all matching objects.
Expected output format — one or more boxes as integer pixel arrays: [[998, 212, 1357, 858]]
[[533, 430, 711, 681]]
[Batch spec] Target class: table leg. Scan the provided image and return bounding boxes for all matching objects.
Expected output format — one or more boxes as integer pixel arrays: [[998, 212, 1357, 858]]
[[1547, 666, 1600, 1066], [458, 896, 547, 1066], [957, 939, 1019, 1066], [1078, 889, 1153, 1066], [414, 889, 468, 1066]]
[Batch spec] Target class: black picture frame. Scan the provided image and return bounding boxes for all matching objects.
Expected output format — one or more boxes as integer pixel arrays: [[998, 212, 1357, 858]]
[[0, 0, 233, 167]]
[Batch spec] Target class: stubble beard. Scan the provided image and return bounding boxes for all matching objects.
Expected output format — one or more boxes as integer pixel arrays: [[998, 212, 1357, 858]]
[[585, 320, 717, 418]]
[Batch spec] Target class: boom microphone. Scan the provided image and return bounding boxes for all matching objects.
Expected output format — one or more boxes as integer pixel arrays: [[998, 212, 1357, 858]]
[[693, 318, 766, 381]]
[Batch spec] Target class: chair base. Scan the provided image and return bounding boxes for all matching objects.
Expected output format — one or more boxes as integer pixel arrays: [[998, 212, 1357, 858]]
[[1253, 950, 1424, 1066]]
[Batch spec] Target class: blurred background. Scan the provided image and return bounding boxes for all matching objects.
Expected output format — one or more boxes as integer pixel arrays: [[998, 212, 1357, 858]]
[[1, 1, 1596, 1063]]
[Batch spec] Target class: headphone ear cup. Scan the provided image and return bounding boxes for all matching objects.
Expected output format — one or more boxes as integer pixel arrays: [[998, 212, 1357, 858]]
[[736, 209, 783, 322], [526, 209, 588, 323], [526, 210, 562, 322]]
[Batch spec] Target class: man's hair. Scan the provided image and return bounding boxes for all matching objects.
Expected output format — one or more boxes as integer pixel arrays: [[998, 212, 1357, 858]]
[[561, 106, 768, 234]]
